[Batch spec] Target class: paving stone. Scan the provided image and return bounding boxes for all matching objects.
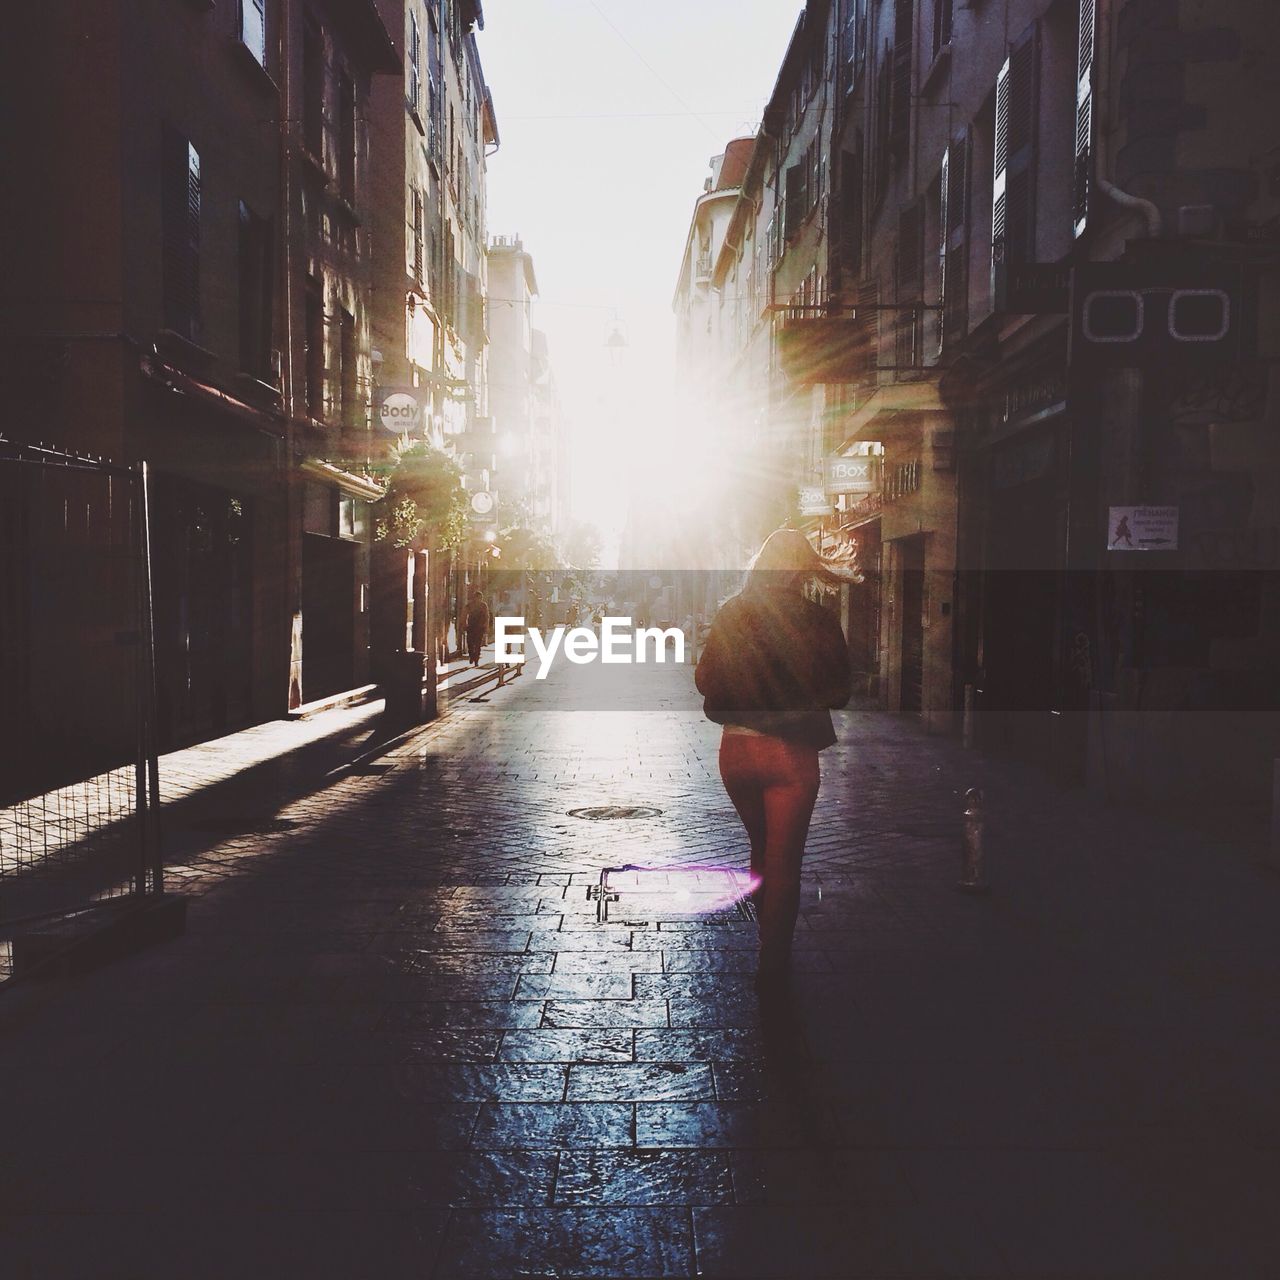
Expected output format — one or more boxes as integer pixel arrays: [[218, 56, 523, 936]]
[[542, 998, 670, 1029], [514, 972, 635, 1000], [566, 1062, 715, 1102], [527, 930, 634, 952], [555, 1149, 733, 1206], [471, 1102, 633, 1149], [634, 1029, 764, 1062], [553, 952, 664, 975], [498, 1029, 635, 1064]]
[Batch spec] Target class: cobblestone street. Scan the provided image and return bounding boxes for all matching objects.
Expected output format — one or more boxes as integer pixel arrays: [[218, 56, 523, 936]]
[[3, 661, 1279, 1278]]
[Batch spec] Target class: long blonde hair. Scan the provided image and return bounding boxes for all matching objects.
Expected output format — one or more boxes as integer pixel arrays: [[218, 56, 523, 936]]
[[743, 528, 843, 593]]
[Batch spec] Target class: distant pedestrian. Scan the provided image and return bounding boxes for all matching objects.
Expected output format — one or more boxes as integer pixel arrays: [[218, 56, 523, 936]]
[[463, 590, 490, 666], [695, 529, 851, 992]]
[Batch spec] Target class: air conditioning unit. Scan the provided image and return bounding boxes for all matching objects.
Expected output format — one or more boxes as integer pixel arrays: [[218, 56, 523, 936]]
[[1177, 205, 1217, 239]]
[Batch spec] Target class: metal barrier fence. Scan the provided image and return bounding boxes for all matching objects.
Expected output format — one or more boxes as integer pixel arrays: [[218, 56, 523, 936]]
[[0, 442, 161, 982]]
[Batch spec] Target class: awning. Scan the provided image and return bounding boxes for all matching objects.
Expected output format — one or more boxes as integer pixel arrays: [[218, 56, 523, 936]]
[[300, 457, 385, 502], [839, 378, 947, 445], [140, 351, 284, 435]]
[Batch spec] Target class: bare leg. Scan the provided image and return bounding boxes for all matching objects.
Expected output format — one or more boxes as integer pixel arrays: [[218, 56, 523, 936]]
[[719, 740, 767, 896]]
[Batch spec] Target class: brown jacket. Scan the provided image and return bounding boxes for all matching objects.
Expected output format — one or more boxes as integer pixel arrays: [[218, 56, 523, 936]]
[[694, 586, 851, 749]]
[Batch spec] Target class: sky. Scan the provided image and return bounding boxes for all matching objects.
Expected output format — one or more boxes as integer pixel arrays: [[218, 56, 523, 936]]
[[477, 0, 804, 544]]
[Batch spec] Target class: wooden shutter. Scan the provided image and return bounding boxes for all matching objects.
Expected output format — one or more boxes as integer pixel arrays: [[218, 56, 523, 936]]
[[163, 130, 201, 339], [991, 55, 1010, 278], [1074, 0, 1096, 237], [241, 0, 266, 66], [992, 26, 1037, 283], [409, 9, 420, 111]]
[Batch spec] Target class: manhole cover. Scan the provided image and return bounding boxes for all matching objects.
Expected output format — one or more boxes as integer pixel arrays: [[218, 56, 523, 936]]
[[191, 816, 300, 835], [567, 805, 663, 821], [589, 865, 757, 924]]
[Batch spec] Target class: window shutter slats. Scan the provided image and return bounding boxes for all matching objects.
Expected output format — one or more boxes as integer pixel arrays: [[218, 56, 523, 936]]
[[1074, 0, 1096, 238], [163, 130, 201, 339], [991, 55, 1010, 274]]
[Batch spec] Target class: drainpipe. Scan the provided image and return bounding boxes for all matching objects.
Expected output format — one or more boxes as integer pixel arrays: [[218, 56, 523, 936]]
[[1096, 176, 1162, 240], [1092, 0, 1161, 241]]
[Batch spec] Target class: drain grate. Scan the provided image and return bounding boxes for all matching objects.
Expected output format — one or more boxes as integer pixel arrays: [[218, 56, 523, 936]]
[[568, 805, 663, 821], [589, 865, 757, 924]]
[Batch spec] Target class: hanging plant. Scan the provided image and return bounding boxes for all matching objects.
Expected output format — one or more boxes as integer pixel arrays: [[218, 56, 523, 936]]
[[374, 439, 468, 551]]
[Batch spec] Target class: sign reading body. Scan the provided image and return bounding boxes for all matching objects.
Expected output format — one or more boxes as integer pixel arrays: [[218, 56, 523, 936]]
[[825, 454, 879, 495], [798, 486, 833, 517], [376, 385, 426, 436], [1107, 506, 1178, 552]]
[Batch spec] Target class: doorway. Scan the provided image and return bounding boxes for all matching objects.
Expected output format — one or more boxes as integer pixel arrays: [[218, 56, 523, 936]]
[[301, 532, 356, 703]]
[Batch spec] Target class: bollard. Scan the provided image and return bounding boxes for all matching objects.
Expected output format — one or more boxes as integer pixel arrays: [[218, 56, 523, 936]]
[[957, 787, 990, 893]]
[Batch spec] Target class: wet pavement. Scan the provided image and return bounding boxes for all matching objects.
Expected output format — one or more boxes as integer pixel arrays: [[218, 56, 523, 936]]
[[2, 660, 1279, 1277]]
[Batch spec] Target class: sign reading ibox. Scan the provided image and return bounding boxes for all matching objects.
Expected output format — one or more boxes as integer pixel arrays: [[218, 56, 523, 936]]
[[826, 454, 879, 495]]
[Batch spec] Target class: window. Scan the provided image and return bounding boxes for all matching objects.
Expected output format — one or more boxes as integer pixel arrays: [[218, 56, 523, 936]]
[[931, 0, 952, 61], [991, 25, 1039, 285], [339, 308, 357, 429], [784, 139, 822, 240], [338, 73, 356, 201], [162, 129, 201, 340], [240, 0, 266, 67], [238, 202, 273, 379], [408, 9, 421, 112], [841, 0, 868, 93], [305, 276, 324, 418], [411, 187, 424, 281], [302, 23, 324, 158]]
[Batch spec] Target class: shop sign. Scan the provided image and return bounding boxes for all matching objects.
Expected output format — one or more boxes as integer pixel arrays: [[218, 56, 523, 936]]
[[376, 384, 426, 435], [1001, 373, 1066, 428], [825, 454, 880, 495], [798, 486, 833, 517], [1107, 506, 1178, 552]]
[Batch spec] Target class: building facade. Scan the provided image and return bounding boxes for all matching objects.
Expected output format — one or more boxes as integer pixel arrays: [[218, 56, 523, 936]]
[[677, 0, 1280, 805], [488, 236, 565, 537], [1, 0, 401, 745]]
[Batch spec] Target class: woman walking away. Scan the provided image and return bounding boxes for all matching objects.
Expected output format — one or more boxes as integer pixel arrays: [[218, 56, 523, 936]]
[[695, 529, 852, 990]]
